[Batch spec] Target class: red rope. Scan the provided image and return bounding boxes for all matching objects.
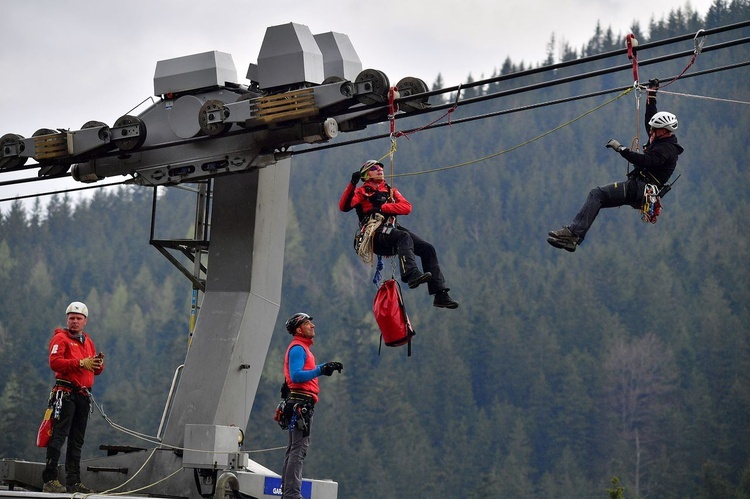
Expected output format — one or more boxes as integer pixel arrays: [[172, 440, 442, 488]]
[[395, 84, 462, 140], [388, 87, 398, 136], [626, 34, 640, 84], [656, 30, 706, 89]]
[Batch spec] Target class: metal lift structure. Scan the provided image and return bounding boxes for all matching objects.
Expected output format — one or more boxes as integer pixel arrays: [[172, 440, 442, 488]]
[[0, 22, 430, 499]]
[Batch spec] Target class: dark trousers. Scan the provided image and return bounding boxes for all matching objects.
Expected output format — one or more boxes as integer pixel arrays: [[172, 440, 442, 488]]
[[43, 391, 90, 485], [569, 178, 644, 242], [281, 414, 313, 499], [373, 225, 448, 294]]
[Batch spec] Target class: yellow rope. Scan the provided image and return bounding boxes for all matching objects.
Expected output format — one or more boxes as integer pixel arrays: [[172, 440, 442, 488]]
[[389, 87, 633, 178]]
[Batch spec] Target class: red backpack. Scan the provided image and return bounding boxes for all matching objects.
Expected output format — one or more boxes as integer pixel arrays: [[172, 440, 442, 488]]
[[373, 278, 415, 356]]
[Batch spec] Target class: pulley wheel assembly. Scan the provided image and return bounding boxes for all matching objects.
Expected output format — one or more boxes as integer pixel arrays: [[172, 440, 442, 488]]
[[199, 99, 232, 136], [113, 115, 147, 151], [354, 69, 390, 105]]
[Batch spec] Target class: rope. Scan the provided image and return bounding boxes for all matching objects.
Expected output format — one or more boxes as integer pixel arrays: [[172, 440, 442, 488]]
[[655, 89, 750, 105], [355, 213, 384, 266], [76, 447, 159, 497], [87, 390, 276, 455], [103, 467, 184, 497], [372, 255, 384, 286], [626, 34, 640, 85], [394, 86, 460, 141], [393, 87, 633, 177], [658, 29, 707, 90]]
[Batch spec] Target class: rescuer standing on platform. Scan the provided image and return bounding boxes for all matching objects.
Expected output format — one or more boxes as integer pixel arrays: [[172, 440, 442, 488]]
[[42, 302, 104, 494]]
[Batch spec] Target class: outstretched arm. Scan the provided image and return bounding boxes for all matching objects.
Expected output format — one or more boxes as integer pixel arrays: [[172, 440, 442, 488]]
[[288, 345, 321, 382]]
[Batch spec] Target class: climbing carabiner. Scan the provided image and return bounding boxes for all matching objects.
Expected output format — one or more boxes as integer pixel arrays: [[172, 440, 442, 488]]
[[693, 29, 707, 55]]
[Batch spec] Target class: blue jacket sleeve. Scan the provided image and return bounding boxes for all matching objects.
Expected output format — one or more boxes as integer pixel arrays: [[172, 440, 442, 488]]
[[288, 345, 322, 382]]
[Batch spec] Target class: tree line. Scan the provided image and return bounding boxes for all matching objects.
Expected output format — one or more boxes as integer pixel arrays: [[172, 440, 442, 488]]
[[1, 1, 749, 497]]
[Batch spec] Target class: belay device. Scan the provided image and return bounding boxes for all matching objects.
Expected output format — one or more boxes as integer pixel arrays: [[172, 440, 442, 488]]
[[373, 278, 415, 356]]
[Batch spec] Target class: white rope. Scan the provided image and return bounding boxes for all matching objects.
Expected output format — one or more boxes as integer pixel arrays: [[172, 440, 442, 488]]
[[356, 213, 384, 265], [656, 88, 750, 105]]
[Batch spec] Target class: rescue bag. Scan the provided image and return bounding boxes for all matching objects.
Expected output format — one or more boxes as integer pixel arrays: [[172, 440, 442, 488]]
[[373, 278, 415, 356], [36, 407, 53, 447]]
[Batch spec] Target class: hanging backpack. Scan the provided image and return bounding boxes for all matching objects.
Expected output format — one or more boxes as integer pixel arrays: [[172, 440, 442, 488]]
[[36, 406, 54, 447], [373, 278, 415, 356]]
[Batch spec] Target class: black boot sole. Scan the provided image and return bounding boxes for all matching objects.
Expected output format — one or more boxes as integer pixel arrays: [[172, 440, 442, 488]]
[[407, 272, 432, 289], [434, 300, 459, 309], [547, 236, 577, 252]]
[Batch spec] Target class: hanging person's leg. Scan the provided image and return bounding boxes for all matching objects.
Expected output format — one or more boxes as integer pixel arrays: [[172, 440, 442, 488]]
[[401, 228, 459, 308], [373, 229, 431, 288]]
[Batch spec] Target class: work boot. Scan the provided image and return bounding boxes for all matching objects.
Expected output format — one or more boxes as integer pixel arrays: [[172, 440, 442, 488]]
[[42, 480, 67, 493], [548, 226, 577, 240], [547, 226, 579, 252], [433, 290, 459, 309], [547, 236, 578, 252], [406, 271, 432, 289], [67, 482, 94, 494]]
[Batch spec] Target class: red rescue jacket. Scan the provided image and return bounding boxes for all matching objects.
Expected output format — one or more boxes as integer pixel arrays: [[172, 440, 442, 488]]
[[339, 179, 411, 225], [49, 328, 103, 390]]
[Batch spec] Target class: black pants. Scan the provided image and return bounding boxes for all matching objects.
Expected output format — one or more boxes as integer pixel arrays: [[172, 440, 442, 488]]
[[43, 391, 90, 485], [569, 178, 645, 242], [372, 225, 448, 294]]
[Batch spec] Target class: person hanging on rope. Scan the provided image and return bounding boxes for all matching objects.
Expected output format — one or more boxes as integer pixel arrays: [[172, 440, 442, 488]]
[[339, 160, 459, 309], [547, 79, 684, 252]]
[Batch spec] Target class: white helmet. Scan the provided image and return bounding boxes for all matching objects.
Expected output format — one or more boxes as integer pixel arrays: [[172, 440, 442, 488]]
[[66, 301, 88, 317], [359, 160, 383, 179], [648, 111, 678, 132]]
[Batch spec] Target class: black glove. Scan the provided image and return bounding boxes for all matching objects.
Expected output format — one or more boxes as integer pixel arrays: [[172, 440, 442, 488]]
[[320, 362, 343, 376], [350, 171, 361, 185], [605, 139, 625, 152], [647, 78, 658, 102], [369, 190, 389, 211]]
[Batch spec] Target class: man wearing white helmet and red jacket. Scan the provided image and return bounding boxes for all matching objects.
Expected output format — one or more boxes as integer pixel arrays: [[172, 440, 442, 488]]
[[339, 159, 459, 309], [42, 301, 104, 494], [548, 79, 684, 252]]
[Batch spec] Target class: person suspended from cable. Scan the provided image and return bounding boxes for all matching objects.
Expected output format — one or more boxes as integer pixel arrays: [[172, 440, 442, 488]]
[[548, 79, 684, 252], [339, 160, 459, 309]]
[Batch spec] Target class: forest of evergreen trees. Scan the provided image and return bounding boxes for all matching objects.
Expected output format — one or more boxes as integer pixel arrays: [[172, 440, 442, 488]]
[[1, 2, 749, 498]]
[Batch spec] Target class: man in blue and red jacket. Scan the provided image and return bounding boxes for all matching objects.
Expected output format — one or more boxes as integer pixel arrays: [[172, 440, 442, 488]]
[[42, 301, 104, 494], [280, 313, 342, 499], [339, 160, 459, 309]]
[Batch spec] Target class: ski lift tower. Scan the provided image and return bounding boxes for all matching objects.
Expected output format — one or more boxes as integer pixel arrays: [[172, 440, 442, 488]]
[[0, 22, 429, 499]]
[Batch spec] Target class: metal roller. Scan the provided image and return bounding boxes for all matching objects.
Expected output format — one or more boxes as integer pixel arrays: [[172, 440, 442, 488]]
[[81, 120, 112, 143], [396, 77, 430, 112], [113, 115, 147, 151], [354, 68, 390, 105], [0, 133, 27, 170], [198, 99, 232, 136]]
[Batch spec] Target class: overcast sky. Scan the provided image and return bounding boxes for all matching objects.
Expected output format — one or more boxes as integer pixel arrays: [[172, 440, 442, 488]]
[[0, 0, 714, 206]]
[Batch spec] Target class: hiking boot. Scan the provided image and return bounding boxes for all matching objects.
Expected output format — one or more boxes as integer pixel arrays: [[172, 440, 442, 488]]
[[547, 236, 578, 252], [406, 271, 432, 289], [548, 226, 577, 240], [433, 290, 459, 309], [547, 226, 579, 252], [67, 482, 94, 494], [42, 480, 66, 493]]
